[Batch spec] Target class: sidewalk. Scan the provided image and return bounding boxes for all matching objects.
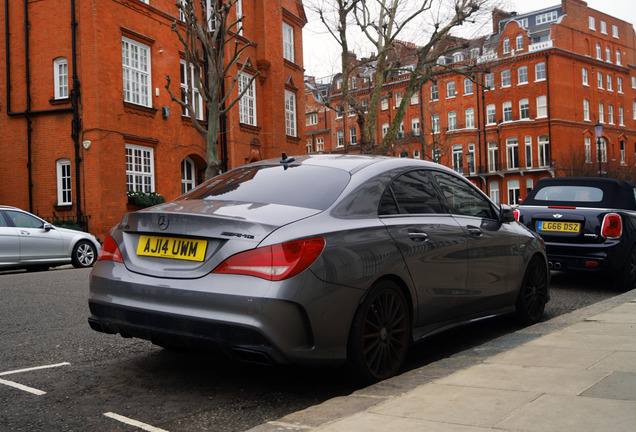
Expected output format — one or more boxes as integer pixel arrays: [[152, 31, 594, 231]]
[[248, 289, 636, 432]]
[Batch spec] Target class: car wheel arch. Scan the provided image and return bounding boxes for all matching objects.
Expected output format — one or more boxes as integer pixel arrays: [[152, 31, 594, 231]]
[[355, 274, 415, 334]]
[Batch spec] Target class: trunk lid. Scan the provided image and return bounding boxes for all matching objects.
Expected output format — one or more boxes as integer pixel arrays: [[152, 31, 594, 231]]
[[113, 199, 320, 279]]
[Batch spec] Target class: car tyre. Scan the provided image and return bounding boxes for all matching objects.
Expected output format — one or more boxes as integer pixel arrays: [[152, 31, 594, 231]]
[[617, 245, 636, 291], [72, 240, 97, 268], [346, 280, 410, 384], [515, 256, 548, 325]]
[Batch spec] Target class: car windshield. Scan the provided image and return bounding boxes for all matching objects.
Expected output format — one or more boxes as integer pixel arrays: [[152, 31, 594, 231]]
[[181, 164, 351, 210], [531, 186, 603, 203]]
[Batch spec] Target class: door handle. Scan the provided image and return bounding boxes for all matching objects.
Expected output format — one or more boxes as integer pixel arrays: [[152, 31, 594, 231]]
[[407, 231, 428, 242], [467, 226, 482, 237], [20, 230, 30, 235]]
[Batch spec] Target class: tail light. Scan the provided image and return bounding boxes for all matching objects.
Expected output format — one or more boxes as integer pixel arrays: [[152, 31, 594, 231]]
[[513, 209, 520, 221], [213, 237, 325, 281], [97, 233, 124, 263], [601, 213, 622, 239]]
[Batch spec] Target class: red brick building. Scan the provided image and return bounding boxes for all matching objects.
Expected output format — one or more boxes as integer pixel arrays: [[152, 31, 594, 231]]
[[1, 0, 306, 240], [306, 0, 636, 205]]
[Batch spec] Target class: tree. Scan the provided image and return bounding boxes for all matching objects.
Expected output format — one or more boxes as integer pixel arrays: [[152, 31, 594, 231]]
[[165, 0, 258, 179], [308, 0, 489, 154]]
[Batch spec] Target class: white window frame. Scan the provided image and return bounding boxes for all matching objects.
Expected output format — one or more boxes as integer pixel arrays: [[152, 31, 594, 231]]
[[430, 84, 438, 101], [284, 90, 297, 137], [501, 69, 511, 87], [485, 73, 494, 90], [54, 57, 69, 100], [503, 37, 510, 54], [518, 66, 528, 84], [448, 111, 457, 131], [465, 108, 474, 129], [599, 102, 605, 123], [585, 136, 592, 163], [516, 34, 523, 51], [536, 95, 547, 118], [525, 136, 532, 168], [238, 72, 256, 126], [519, 98, 529, 120], [619, 106, 624, 126], [122, 37, 151, 107], [464, 78, 473, 95], [56, 158, 72, 205], [616, 50, 622, 65], [589, 16, 595, 30], [486, 104, 496, 125], [606, 46, 611, 62], [508, 179, 520, 205], [490, 181, 500, 205], [452, 144, 463, 173], [488, 141, 498, 172], [600, 20, 607, 34], [446, 81, 456, 98], [535, 62, 546, 81], [180, 60, 204, 120], [538, 135, 549, 167], [411, 117, 420, 136], [283, 22, 294, 62], [582, 67, 588, 86], [316, 137, 324, 152], [337, 129, 344, 147], [432, 114, 440, 134], [596, 43, 602, 59], [597, 71, 604, 89], [181, 157, 196, 194], [607, 74, 613, 91], [584, 99, 590, 121], [503, 101, 512, 122], [349, 127, 357, 145], [608, 104, 614, 124], [410, 92, 419, 105], [506, 137, 519, 169], [126, 144, 155, 193]]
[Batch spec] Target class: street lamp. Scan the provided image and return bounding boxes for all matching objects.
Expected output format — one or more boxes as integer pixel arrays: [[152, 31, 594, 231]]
[[594, 122, 603, 177]]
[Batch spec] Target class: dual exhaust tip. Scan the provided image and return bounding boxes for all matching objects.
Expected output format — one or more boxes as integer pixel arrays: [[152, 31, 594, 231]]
[[548, 261, 562, 270]]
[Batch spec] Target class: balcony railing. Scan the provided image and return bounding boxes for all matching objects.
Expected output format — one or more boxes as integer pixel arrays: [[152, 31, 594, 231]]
[[529, 40, 553, 52]]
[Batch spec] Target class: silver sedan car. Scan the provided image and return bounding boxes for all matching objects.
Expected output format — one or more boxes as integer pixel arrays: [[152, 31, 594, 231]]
[[0, 206, 101, 271], [89, 155, 548, 382]]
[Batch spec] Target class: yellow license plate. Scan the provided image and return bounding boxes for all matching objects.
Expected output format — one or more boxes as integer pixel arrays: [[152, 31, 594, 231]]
[[137, 235, 207, 261], [538, 221, 580, 233]]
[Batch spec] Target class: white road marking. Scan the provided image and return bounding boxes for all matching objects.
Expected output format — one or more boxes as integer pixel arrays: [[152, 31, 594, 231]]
[[0, 362, 70, 395], [0, 362, 71, 377], [104, 412, 170, 432], [0, 378, 47, 395]]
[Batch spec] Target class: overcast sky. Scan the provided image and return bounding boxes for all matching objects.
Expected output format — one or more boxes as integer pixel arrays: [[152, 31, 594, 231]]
[[302, 0, 636, 79]]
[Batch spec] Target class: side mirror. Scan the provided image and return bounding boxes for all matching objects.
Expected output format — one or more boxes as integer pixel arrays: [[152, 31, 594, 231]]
[[43, 223, 54, 231], [499, 204, 515, 223]]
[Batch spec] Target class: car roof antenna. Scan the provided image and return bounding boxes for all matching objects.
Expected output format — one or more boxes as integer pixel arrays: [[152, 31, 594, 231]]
[[280, 153, 296, 167]]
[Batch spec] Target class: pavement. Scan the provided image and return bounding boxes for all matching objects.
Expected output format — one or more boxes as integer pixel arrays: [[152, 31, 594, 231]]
[[248, 288, 636, 432]]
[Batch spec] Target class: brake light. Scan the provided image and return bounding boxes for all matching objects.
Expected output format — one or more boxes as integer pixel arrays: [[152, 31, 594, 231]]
[[601, 213, 622, 239], [212, 237, 325, 281], [97, 233, 124, 263]]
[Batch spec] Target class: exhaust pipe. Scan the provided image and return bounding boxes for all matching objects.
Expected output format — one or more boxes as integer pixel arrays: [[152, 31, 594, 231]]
[[548, 261, 553, 269], [553, 262, 562, 270]]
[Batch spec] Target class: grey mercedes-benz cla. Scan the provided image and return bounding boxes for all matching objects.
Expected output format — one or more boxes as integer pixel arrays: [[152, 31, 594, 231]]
[[89, 154, 548, 383]]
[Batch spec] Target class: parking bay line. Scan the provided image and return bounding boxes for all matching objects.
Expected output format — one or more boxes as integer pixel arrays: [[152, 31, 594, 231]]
[[104, 412, 170, 432], [0, 362, 70, 395]]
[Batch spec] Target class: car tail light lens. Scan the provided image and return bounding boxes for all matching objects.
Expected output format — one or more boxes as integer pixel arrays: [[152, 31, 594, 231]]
[[213, 237, 325, 281], [97, 233, 124, 263], [513, 209, 520, 221], [601, 213, 622, 239]]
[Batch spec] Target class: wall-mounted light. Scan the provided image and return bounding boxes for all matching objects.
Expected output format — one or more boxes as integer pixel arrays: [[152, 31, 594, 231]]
[[82, 140, 91, 150]]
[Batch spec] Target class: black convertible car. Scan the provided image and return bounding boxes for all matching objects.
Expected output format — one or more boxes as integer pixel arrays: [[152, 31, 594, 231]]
[[515, 177, 636, 290]]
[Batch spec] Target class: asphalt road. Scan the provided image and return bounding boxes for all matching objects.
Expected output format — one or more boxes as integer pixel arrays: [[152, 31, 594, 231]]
[[0, 267, 623, 431]]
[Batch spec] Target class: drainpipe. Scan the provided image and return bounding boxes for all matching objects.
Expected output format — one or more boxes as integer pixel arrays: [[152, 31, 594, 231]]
[[70, 0, 84, 227], [545, 52, 553, 175]]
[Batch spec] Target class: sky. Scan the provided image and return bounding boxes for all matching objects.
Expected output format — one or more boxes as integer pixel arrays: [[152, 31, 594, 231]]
[[302, 0, 636, 80]]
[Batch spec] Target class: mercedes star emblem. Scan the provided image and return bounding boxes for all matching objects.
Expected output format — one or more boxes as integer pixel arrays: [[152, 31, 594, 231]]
[[158, 215, 169, 230]]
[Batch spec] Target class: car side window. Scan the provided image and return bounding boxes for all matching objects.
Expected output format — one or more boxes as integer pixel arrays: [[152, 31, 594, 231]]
[[0, 212, 9, 227], [379, 170, 445, 215], [6, 210, 44, 229], [430, 171, 496, 219]]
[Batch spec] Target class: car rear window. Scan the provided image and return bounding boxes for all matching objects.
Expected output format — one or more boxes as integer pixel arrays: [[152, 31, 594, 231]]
[[181, 165, 350, 210], [531, 186, 603, 203]]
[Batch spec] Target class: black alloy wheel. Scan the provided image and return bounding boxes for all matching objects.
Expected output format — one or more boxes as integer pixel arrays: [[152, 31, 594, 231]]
[[347, 280, 410, 384], [515, 256, 549, 325], [617, 245, 636, 291]]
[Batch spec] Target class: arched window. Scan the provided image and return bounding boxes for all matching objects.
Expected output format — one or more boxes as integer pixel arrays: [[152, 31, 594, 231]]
[[181, 157, 196, 194]]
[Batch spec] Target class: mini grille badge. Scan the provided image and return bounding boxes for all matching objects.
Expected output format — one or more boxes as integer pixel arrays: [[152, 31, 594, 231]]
[[157, 216, 169, 231]]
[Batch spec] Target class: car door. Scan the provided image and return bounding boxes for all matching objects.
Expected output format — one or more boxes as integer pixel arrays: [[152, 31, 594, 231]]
[[0, 211, 20, 265], [379, 169, 470, 328], [4, 210, 65, 263], [430, 171, 523, 313]]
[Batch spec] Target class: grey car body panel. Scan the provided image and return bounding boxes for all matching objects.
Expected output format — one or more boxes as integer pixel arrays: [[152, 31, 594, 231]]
[[89, 155, 548, 367]]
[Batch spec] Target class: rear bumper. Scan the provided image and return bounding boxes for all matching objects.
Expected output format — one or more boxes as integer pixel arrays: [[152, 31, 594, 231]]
[[545, 240, 625, 272], [88, 260, 363, 367]]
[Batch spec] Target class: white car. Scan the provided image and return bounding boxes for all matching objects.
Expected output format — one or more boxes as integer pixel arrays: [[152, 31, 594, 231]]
[[0, 206, 101, 271]]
